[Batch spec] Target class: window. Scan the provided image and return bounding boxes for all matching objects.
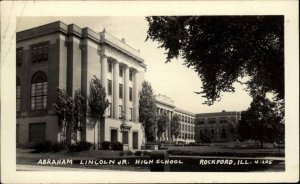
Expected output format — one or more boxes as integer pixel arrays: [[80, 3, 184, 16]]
[[119, 84, 123, 98], [129, 108, 133, 121], [16, 48, 23, 66], [31, 42, 49, 64], [31, 72, 47, 111], [209, 120, 216, 124], [119, 66, 123, 77], [16, 77, 21, 112], [129, 70, 133, 81], [119, 105, 123, 118], [107, 103, 112, 117], [29, 122, 46, 142], [108, 62, 112, 72], [129, 87, 133, 101], [107, 80, 112, 95], [221, 128, 227, 138]]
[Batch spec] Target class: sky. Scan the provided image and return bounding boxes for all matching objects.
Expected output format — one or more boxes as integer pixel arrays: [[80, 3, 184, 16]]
[[16, 16, 253, 114]]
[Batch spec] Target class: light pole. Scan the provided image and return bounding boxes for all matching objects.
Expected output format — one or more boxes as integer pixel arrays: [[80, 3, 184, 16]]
[[120, 111, 131, 150]]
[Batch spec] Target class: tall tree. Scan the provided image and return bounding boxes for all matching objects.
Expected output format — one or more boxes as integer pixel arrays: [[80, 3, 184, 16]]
[[139, 81, 158, 143], [53, 88, 73, 144], [146, 16, 284, 105], [170, 114, 180, 142], [157, 113, 169, 140], [73, 88, 86, 143], [88, 75, 109, 149], [237, 95, 284, 148]]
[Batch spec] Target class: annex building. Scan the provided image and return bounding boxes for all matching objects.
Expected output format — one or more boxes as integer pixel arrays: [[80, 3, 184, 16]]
[[195, 111, 241, 143], [16, 21, 146, 149]]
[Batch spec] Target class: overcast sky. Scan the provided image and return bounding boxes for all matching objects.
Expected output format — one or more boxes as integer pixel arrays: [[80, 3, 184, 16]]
[[17, 16, 253, 113]]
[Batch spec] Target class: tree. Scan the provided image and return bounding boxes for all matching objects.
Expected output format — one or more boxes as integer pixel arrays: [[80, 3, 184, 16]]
[[53, 88, 73, 144], [237, 95, 284, 148], [146, 16, 284, 105], [157, 113, 169, 140], [170, 114, 180, 142], [73, 89, 86, 143], [139, 81, 158, 143], [88, 75, 109, 149]]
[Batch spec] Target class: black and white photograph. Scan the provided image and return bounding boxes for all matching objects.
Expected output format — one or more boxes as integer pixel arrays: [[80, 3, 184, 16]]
[[1, 1, 299, 183]]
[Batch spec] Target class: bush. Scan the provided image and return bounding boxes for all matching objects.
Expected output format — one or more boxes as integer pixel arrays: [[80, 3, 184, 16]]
[[134, 151, 151, 156], [111, 142, 123, 151], [52, 142, 65, 152], [120, 150, 134, 156], [68, 141, 93, 152], [101, 141, 111, 150], [33, 140, 64, 153]]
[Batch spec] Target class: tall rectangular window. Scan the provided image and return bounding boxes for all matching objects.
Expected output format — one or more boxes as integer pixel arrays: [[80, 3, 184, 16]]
[[129, 87, 133, 101], [119, 105, 123, 118], [119, 66, 123, 77], [31, 42, 49, 64], [16, 48, 23, 66], [107, 103, 112, 117], [108, 62, 112, 72], [119, 83, 123, 98], [108, 80, 112, 95], [129, 70, 133, 81], [129, 108, 133, 121]]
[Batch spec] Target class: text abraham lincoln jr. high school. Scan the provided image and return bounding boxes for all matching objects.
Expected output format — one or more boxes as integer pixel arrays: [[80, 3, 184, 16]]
[[16, 21, 241, 149], [16, 21, 146, 149]]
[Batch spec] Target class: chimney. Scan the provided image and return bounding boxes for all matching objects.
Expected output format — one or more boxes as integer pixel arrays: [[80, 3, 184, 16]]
[[121, 38, 126, 43]]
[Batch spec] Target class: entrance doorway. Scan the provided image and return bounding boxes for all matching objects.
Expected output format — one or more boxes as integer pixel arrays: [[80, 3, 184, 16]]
[[132, 132, 138, 149]]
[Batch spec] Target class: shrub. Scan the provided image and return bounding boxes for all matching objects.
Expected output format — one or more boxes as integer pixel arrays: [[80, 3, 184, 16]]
[[33, 140, 53, 153], [120, 150, 134, 156], [51, 142, 65, 152], [111, 142, 123, 151], [33, 140, 65, 153], [101, 141, 111, 150], [68, 141, 93, 152], [134, 151, 142, 156]]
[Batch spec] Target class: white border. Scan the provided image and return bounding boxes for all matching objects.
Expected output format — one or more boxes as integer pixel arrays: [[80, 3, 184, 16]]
[[1, 0, 299, 183]]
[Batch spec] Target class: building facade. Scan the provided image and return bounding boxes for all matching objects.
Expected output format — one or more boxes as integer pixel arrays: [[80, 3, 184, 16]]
[[155, 94, 196, 143], [16, 21, 146, 149], [195, 111, 241, 143]]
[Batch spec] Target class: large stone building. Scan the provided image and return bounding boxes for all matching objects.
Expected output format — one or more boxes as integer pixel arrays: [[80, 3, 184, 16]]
[[155, 94, 196, 143], [195, 111, 241, 143], [16, 21, 146, 149]]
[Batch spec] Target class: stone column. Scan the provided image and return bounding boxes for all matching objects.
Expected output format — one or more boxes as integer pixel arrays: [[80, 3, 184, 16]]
[[113, 60, 119, 118], [133, 70, 139, 122], [101, 55, 108, 117], [124, 65, 129, 120]]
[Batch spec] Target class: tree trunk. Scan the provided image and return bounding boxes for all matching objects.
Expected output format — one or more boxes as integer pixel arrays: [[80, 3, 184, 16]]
[[260, 139, 264, 149]]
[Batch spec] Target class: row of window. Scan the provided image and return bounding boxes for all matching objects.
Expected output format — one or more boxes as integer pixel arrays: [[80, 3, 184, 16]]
[[176, 114, 194, 124], [107, 80, 133, 100], [16, 72, 48, 112], [181, 124, 194, 132], [108, 62, 134, 81], [178, 133, 195, 140], [106, 103, 133, 121], [197, 120, 228, 125], [17, 43, 134, 83], [17, 42, 49, 66]]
